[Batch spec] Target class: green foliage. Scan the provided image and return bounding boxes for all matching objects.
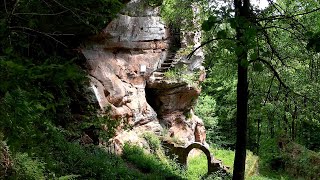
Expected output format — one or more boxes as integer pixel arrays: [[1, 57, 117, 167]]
[[186, 152, 231, 180], [184, 146, 261, 179], [195, 95, 224, 145], [281, 142, 320, 179], [0, 0, 127, 179], [200, 75, 237, 148], [176, 46, 194, 56], [122, 143, 185, 179], [204, 170, 232, 180], [1, 0, 123, 37], [160, 0, 194, 29], [57, 175, 81, 180], [142, 132, 162, 153], [164, 68, 180, 80], [186, 153, 208, 179], [0, 89, 48, 150], [1, 0, 320, 179], [12, 153, 46, 180], [164, 65, 200, 87], [210, 148, 235, 170], [202, 16, 218, 31]]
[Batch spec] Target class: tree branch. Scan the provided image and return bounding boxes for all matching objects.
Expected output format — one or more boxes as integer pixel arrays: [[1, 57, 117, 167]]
[[51, 0, 96, 31], [261, 25, 305, 41], [263, 75, 275, 106], [256, 58, 289, 89], [257, 7, 320, 21], [267, 0, 285, 15], [186, 37, 234, 60], [9, 26, 67, 47], [260, 26, 289, 67], [14, 10, 68, 16]]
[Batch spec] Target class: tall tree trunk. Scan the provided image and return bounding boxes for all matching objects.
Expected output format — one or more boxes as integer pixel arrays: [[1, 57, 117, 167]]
[[257, 118, 261, 153], [232, 0, 250, 180], [292, 104, 297, 140], [283, 92, 289, 134]]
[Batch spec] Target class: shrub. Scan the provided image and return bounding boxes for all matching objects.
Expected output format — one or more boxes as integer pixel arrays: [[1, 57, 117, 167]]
[[142, 132, 162, 153], [282, 142, 320, 179], [122, 143, 185, 179], [13, 153, 46, 180]]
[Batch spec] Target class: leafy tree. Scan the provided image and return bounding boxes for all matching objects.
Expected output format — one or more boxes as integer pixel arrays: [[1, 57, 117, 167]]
[[185, 0, 320, 179]]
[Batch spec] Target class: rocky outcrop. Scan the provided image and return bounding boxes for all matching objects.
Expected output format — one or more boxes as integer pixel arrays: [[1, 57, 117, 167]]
[[146, 80, 206, 145], [81, 0, 206, 153]]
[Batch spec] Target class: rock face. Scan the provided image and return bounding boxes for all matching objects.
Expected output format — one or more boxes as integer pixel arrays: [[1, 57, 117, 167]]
[[81, 0, 206, 153]]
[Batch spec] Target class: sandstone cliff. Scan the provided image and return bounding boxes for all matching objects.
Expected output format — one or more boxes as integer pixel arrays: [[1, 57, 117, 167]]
[[81, 0, 206, 154]]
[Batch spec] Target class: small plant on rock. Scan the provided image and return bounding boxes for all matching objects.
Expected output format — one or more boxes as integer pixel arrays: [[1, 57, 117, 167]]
[[142, 132, 162, 153]]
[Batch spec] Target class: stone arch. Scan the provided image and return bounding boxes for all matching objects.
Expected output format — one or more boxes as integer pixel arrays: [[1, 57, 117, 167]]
[[181, 142, 227, 174], [182, 142, 211, 166], [162, 141, 229, 175]]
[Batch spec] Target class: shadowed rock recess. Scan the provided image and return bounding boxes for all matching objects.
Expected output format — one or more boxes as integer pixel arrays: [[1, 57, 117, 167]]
[[81, 0, 206, 154]]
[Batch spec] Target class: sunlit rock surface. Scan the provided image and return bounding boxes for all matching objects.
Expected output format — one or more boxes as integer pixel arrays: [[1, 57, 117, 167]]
[[81, 0, 206, 154]]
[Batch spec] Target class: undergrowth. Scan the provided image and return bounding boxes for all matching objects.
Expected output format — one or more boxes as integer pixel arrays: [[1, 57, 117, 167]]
[[123, 133, 186, 179]]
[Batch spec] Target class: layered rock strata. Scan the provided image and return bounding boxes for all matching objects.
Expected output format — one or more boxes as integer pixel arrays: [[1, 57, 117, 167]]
[[81, 0, 206, 154]]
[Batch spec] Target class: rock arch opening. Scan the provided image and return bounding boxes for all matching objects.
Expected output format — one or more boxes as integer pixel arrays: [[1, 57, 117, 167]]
[[186, 150, 208, 176], [183, 143, 212, 170], [163, 142, 229, 175]]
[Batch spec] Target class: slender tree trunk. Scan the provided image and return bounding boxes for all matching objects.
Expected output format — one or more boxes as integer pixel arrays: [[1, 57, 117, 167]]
[[292, 105, 297, 140], [232, 0, 250, 179], [257, 118, 261, 153], [233, 60, 248, 180], [283, 92, 289, 133]]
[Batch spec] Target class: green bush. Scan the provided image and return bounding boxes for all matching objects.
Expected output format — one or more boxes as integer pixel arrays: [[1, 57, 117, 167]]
[[164, 68, 180, 80], [142, 132, 162, 153], [122, 143, 185, 179], [13, 153, 46, 180], [282, 142, 320, 179], [204, 170, 232, 180], [164, 65, 199, 87]]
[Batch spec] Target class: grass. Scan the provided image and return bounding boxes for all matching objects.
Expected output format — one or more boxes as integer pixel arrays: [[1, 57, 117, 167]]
[[4, 126, 310, 180], [186, 151, 208, 179], [184, 147, 291, 180], [122, 143, 186, 179]]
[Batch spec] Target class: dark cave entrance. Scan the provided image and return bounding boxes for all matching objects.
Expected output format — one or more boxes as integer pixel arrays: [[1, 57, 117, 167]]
[[145, 87, 162, 115]]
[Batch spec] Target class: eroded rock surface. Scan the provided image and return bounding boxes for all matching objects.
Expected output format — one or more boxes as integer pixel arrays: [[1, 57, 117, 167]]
[[81, 0, 206, 153]]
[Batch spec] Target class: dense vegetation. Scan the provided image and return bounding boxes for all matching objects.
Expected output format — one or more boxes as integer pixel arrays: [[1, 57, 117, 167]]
[[0, 0, 132, 179], [1, 0, 320, 179], [164, 0, 320, 179], [193, 0, 320, 179]]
